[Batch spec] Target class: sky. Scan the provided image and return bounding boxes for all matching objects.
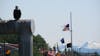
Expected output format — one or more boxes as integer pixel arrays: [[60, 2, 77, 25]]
[[0, 0, 100, 47]]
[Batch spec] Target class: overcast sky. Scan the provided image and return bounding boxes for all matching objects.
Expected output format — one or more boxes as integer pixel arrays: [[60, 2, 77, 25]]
[[0, 0, 100, 47]]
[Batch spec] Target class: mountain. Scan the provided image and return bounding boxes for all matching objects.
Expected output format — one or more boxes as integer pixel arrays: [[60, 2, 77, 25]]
[[80, 42, 100, 49], [57, 42, 100, 54], [73, 42, 100, 55]]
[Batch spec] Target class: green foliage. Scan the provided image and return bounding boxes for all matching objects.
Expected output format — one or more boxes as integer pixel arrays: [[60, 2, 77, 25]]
[[33, 34, 48, 49], [33, 46, 42, 56], [0, 34, 19, 44], [33, 34, 48, 56]]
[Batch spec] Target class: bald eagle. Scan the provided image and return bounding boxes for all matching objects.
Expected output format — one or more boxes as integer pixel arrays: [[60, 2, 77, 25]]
[[13, 6, 21, 21]]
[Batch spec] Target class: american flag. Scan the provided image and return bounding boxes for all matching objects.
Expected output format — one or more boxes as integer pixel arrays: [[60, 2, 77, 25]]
[[63, 24, 69, 31]]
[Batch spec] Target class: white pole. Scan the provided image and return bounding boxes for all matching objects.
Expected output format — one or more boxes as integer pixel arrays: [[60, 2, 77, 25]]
[[70, 12, 73, 56]]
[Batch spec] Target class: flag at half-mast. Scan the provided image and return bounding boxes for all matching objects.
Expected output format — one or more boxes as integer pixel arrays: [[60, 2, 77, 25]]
[[63, 24, 69, 31]]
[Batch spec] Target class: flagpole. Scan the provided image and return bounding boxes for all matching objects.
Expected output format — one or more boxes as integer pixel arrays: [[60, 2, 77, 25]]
[[57, 42, 60, 52], [70, 12, 73, 56]]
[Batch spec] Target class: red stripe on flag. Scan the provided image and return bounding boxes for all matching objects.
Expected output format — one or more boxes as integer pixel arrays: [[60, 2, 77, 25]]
[[63, 24, 69, 31]]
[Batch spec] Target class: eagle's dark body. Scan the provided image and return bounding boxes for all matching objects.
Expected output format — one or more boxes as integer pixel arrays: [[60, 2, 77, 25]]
[[13, 6, 21, 21]]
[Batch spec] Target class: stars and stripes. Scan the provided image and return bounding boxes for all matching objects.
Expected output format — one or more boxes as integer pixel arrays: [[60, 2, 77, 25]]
[[63, 24, 69, 31]]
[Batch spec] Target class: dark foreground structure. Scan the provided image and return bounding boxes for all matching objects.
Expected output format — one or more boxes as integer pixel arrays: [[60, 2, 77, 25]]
[[0, 20, 35, 56]]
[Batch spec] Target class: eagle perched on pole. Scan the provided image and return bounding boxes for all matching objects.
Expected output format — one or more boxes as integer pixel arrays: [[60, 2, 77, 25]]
[[13, 6, 21, 21]]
